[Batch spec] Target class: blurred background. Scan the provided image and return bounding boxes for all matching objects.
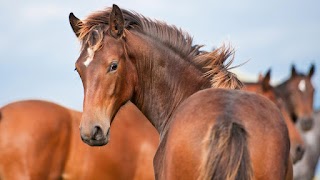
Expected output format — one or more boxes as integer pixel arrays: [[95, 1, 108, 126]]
[[0, 0, 319, 177]]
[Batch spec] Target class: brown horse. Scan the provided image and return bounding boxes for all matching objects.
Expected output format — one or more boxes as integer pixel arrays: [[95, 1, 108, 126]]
[[70, 5, 292, 179], [243, 70, 305, 164], [0, 100, 158, 180], [275, 64, 315, 131]]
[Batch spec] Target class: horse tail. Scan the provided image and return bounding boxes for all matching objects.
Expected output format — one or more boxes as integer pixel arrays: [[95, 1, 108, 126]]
[[198, 118, 253, 180]]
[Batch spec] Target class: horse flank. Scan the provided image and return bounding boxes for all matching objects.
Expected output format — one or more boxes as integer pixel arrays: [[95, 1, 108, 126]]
[[76, 7, 242, 90]]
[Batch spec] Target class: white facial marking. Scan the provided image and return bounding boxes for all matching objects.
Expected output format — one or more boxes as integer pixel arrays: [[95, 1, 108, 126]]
[[298, 80, 306, 92], [84, 48, 95, 67]]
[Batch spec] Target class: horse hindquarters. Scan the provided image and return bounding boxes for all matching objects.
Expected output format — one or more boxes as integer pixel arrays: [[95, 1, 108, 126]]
[[159, 89, 292, 180], [157, 112, 252, 180], [157, 101, 252, 179]]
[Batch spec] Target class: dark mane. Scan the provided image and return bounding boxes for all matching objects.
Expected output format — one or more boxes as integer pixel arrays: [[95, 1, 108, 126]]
[[78, 7, 242, 89]]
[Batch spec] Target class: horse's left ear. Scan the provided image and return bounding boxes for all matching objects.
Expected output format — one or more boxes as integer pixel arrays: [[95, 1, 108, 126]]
[[262, 69, 271, 91], [109, 4, 124, 39], [308, 63, 315, 78], [69, 13, 83, 37]]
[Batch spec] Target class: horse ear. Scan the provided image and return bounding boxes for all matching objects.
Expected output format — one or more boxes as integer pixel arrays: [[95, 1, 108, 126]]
[[109, 4, 125, 39], [69, 13, 83, 37], [308, 63, 315, 78], [291, 64, 297, 77], [262, 69, 271, 91]]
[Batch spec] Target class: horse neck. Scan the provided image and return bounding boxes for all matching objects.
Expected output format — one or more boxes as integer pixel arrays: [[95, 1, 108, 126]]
[[126, 32, 211, 134]]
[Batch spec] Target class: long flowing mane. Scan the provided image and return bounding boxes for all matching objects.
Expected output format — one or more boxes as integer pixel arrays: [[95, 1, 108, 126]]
[[76, 7, 243, 89]]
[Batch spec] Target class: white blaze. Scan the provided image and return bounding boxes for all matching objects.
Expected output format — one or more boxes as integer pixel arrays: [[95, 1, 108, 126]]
[[84, 48, 95, 67], [298, 80, 306, 92]]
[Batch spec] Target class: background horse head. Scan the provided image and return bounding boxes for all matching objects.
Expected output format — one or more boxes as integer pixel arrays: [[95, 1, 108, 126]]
[[244, 69, 277, 102], [275, 64, 315, 131], [243, 69, 305, 164]]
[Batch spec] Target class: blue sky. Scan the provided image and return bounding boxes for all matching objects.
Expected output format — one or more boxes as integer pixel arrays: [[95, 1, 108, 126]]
[[0, 0, 319, 111]]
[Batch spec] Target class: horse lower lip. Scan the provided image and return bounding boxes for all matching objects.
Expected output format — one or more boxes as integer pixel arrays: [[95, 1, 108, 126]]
[[87, 139, 109, 146]]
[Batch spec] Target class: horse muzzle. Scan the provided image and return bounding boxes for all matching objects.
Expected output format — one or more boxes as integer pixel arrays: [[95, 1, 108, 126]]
[[299, 117, 313, 131], [80, 124, 111, 146]]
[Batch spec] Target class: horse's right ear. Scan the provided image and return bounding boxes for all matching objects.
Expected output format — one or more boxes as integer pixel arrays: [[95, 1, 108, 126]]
[[69, 13, 83, 37], [109, 4, 125, 39], [308, 63, 315, 78], [262, 69, 271, 91], [291, 64, 297, 77]]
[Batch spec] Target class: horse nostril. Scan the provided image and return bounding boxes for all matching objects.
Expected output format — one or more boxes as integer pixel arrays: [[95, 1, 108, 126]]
[[296, 145, 305, 157], [92, 125, 104, 141], [296, 146, 302, 153]]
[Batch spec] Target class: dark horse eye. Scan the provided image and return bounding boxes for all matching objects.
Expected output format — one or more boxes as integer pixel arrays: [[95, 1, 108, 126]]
[[109, 62, 118, 72]]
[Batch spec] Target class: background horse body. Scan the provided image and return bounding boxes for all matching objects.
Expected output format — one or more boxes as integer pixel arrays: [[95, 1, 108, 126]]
[[243, 70, 305, 164], [0, 100, 158, 180], [293, 110, 320, 180], [70, 5, 292, 179], [275, 64, 315, 131]]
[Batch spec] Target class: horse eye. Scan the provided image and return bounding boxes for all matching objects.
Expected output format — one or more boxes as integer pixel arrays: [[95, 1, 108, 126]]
[[109, 62, 118, 72], [74, 67, 77, 71]]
